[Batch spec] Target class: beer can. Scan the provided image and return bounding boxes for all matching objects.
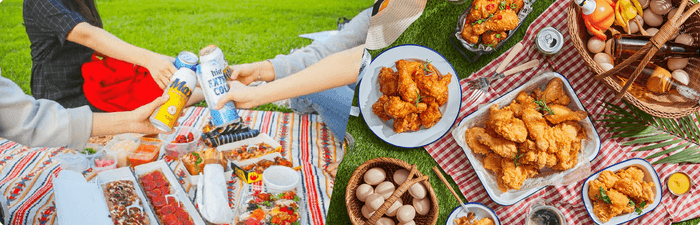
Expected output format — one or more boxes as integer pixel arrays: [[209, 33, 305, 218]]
[[199, 45, 228, 69], [196, 60, 241, 127], [535, 27, 564, 55], [150, 68, 198, 132], [174, 51, 198, 72]]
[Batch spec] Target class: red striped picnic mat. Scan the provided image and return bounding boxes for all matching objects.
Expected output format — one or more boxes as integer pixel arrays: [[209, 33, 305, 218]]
[[424, 0, 700, 224]]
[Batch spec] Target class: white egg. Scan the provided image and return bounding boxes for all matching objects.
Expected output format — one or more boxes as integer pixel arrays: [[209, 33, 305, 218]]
[[646, 28, 659, 36], [643, 9, 664, 27], [361, 204, 375, 219], [668, 57, 689, 71], [377, 217, 396, 225], [393, 169, 409, 185], [364, 167, 387, 185], [412, 197, 431, 216], [588, 37, 606, 53], [375, 181, 396, 200], [605, 39, 613, 55], [675, 34, 694, 46], [385, 199, 403, 217], [398, 221, 416, 225], [408, 183, 427, 199], [650, 0, 672, 15], [599, 63, 615, 72], [668, 8, 678, 21], [396, 205, 416, 223], [594, 53, 614, 65], [639, 0, 650, 8], [365, 193, 385, 211], [628, 16, 644, 34], [672, 70, 690, 86], [356, 183, 374, 202]]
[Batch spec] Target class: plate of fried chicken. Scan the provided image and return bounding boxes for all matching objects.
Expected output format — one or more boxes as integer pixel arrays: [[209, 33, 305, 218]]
[[359, 44, 462, 148], [452, 72, 601, 205]]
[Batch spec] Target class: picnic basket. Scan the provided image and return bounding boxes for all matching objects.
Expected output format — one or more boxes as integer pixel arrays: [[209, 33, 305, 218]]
[[567, 0, 700, 118], [345, 158, 439, 225]]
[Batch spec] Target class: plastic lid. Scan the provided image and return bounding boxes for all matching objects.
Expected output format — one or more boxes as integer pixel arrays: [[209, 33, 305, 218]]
[[262, 166, 300, 191]]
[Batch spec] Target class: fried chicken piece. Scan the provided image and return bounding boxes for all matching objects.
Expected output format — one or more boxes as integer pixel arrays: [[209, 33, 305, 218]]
[[461, 25, 481, 44], [534, 78, 571, 105], [454, 212, 495, 225], [378, 67, 399, 96], [483, 10, 520, 32], [482, 31, 507, 47], [488, 104, 528, 143], [607, 189, 631, 216], [506, 91, 538, 118], [393, 113, 421, 133], [372, 95, 391, 121], [617, 166, 645, 181], [592, 200, 615, 223], [614, 177, 655, 203], [521, 108, 553, 152], [483, 152, 503, 173], [505, 0, 525, 12], [597, 170, 621, 189], [420, 98, 442, 128], [473, 218, 495, 225], [476, 132, 518, 159], [414, 63, 451, 106], [384, 96, 418, 119], [588, 180, 607, 201], [517, 140, 548, 169], [551, 122, 582, 170], [466, 0, 500, 22], [500, 159, 538, 190], [396, 60, 421, 103], [545, 105, 588, 124]]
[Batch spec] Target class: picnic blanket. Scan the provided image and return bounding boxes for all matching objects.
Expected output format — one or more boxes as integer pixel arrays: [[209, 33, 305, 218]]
[[424, 0, 700, 224], [0, 107, 343, 225]]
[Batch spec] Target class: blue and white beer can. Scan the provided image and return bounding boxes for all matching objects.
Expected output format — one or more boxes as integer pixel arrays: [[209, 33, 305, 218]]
[[174, 51, 198, 72], [196, 60, 241, 127]]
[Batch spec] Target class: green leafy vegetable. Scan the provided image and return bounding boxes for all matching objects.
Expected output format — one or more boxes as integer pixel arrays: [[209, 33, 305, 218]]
[[82, 148, 96, 155], [192, 152, 203, 165], [495, 34, 502, 39], [635, 201, 647, 215], [598, 187, 612, 204], [514, 148, 522, 167]]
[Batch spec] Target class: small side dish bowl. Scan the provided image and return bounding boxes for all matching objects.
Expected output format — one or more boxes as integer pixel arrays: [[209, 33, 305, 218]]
[[446, 202, 501, 225]]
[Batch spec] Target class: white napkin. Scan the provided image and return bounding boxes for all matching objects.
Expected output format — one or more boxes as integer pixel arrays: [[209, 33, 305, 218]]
[[53, 170, 111, 225], [197, 164, 234, 223]]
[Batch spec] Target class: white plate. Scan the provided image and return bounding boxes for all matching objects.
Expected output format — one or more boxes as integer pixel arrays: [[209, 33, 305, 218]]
[[581, 158, 663, 225], [451, 72, 601, 205], [358, 44, 463, 148], [446, 203, 501, 225]]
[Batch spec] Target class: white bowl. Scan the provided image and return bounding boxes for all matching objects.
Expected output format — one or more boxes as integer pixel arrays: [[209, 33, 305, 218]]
[[451, 72, 601, 205], [581, 158, 663, 224], [358, 44, 463, 148], [446, 203, 501, 225]]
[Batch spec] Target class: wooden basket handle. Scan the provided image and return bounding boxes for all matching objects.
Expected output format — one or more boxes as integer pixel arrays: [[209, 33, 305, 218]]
[[367, 165, 428, 224]]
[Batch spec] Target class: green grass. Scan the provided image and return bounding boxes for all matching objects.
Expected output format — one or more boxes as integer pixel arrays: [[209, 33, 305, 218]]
[[326, 0, 700, 224]]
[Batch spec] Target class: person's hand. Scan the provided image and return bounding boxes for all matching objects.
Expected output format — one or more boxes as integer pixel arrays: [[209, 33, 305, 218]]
[[146, 54, 177, 89], [126, 96, 169, 134], [226, 61, 275, 85], [215, 81, 259, 109]]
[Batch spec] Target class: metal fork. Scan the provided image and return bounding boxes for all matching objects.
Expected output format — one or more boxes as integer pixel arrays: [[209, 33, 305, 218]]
[[465, 43, 538, 103]]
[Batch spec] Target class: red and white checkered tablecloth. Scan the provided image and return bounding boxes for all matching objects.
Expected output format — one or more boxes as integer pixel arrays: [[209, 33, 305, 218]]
[[424, 0, 700, 224]]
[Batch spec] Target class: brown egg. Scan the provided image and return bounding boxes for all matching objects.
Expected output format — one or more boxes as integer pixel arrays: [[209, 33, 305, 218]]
[[672, 70, 690, 86], [398, 221, 416, 225], [643, 9, 664, 27], [646, 28, 660, 36], [605, 39, 613, 55], [396, 205, 416, 223], [393, 169, 409, 185], [385, 199, 403, 217], [412, 197, 431, 216], [377, 217, 396, 225], [638, 0, 650, 8], [408, 183, 427, 199], [375, 181, 396, 200], [668, 57, 689, 71], [675, 34, 694, 46], [670, 29, 680, 40], [594, 53, 614, 65], [588, 37, 606, 53], [364, 167, 387, 185], [650, 0, 672, 15], [599, 63, 615, 72], [628, 16, 644, 34], [356, 183, 374, 202], [361, 204, 375, 219], [668, 8, 678, 21], [366, 193, 385, 211]]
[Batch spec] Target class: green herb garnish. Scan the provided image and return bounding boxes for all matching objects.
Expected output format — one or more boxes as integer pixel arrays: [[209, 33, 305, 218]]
[[415, 90, 422, 107], [635, 201, 647, 215], [495, 34, 502, 39], [514, 148, 522, 167], [533, 98, 555, 115], [629, 199, 635, 207], [598, 187, 612, 204], [192, 152, 203, 165], [422, 59, 433, 74], [511, 3, 518, 9], [82, 148, 96, 155], [293, 196, 300, 202]]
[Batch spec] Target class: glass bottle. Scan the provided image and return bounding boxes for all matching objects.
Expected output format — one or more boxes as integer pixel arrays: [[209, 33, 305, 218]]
[[611, 34, 700, 64], [616, 63, 700, 103]]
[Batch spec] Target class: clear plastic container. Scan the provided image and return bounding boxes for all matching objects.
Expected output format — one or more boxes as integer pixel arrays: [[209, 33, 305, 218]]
[[262, 166, 300, 193], [92, 153, 117, 173], [235, 183, 306, 225], [104, 135, 141, 168], [127, 138, 162, 168], [160, 126, 202, 159], [54, 153, 89, 172]]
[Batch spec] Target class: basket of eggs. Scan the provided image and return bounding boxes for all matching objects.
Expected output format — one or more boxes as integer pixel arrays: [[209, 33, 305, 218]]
[[345, 158, 439, 225], [567, 0, 700, 118]]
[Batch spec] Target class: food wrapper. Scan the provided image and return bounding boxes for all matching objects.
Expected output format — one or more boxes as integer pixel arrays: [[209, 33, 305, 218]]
[[196, 164, 235, 223], [452, 72, 601, 205], [201, 121, 260, 147]]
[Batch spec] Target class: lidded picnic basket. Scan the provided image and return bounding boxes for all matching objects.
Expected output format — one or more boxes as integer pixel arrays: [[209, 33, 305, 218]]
[[568, 0, 700, 118], [345, 158, 439, 225]]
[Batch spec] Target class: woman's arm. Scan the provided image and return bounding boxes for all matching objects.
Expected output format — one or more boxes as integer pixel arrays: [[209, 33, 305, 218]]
[[216, 45, 364, 109], [66, 22, 177, 89]]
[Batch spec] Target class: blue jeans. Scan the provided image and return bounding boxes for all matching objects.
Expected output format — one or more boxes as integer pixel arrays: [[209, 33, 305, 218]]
[[289, 85, 354, 141]]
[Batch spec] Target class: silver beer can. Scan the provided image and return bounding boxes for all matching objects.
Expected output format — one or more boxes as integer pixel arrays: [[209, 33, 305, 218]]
[[535, 27, 564, 55], [199, 45, 228, 69], [196, 60, 241, 127], [174, 51, 198, 72]]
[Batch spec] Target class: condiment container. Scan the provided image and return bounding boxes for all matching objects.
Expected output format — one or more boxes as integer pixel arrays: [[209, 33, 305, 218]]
[[127, 138, 162, 167], [92, 153, 117, 173], [667, 171, 693, 197], [160, 126, 202, 159], [262, 166, 300, 193]]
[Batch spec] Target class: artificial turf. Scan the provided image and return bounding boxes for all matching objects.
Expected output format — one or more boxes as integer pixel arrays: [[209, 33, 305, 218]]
[[326, 0, 700, 225]]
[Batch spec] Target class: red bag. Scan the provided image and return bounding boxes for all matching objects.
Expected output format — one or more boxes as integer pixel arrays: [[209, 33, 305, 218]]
[[82, 53, 164, 112]]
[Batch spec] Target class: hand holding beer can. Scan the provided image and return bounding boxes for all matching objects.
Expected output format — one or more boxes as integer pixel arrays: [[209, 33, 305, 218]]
[[150, 68, 198, 132], [196, 60, 241, 127]]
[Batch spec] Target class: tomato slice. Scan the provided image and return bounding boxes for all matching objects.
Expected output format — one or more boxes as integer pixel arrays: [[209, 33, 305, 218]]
[[162, 214, 179, 225], [152, 195, 166, 209], [143, 180, 157, 191], [160, 186, 170, 195], [159, 205, 175, 215]]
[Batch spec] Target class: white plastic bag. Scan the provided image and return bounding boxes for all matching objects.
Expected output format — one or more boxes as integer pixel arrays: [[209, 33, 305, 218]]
[[197, 164, 234, 223]]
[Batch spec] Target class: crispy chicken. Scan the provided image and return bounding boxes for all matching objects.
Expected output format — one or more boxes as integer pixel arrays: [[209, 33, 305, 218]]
[[488, 104, 528, 143], [483, 10, 520, 32], [589, 166, 655, 222], [482, 31, 508, 47], [499, 159, 538, 190], [466, 0, 500, 22], [521, 108, 554, 152], [545, 105, 588, 124], [393, 113, 421, 133], [384, 96, 426, 119], [396, 60, 421, 103], [372, 95, 391, 121], [476, 132, 518, 159], [419, 98, 442, 128], [466, 127, 492, 155], [483, 152, 504, 173], [378, 67, 399, 96], [533, 77, 571, 105]]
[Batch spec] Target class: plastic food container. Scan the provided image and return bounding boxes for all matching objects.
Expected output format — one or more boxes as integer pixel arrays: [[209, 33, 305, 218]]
[[104, 134, 141, 167], [92, 153, 117, 173], [127, 138, 162, 168], [235, 183, 307, 225], [54, 153, 89, 172], [262, 166, 300, 193], [160, 126, 202, 159]]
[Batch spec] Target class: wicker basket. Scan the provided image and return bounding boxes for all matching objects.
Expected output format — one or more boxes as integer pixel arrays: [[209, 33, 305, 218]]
[[345, 158, 439, 225], [567, 0, 700, 118]]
